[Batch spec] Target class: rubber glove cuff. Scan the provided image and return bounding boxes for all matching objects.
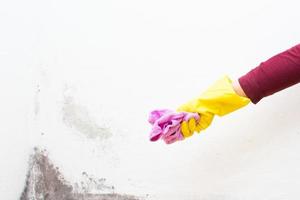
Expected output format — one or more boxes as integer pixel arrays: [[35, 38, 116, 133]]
[[177, 75, 250, 135]]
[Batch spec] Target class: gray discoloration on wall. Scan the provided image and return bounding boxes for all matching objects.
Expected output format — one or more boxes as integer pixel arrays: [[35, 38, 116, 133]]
[[20, 148, 74, 200], [34, 84, 40, 117], [75, 172, 114, 193], [20, 148, 140, 200], [62, 92, 111, 139]]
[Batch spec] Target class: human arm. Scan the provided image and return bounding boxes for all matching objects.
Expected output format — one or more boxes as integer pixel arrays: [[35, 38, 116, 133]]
[[148, 44, 300, 143], [178, 44, 300, 137], [232, 79, 248, 98], [238, 44, 300, 103]]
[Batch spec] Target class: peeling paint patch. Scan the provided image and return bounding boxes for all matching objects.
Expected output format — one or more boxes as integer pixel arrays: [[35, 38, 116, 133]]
[[20, 148, 141, 200], [62, 93, 111, 139]]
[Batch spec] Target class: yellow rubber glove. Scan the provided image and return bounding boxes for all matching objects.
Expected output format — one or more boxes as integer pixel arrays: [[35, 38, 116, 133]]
[[180, 117, 202, 138], [177, 75, 250, 138]]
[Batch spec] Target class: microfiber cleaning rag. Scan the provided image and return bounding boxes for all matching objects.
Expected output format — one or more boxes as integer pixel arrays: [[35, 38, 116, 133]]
[[148, 109, 199, 144]]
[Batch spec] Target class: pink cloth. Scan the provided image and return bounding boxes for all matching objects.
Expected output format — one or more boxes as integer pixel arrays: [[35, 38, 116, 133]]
[[148, 109, 199, 144]]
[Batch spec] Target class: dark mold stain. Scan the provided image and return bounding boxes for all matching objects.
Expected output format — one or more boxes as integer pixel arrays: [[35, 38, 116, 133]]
[[20, 148, 141, 200]]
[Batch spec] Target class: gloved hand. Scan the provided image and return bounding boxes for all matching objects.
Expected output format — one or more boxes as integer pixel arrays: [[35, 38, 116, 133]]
[[148, 109, 200, 144], [177, 75, 250, 138]]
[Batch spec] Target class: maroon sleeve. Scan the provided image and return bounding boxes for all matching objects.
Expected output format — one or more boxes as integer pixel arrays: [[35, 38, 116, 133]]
[[238, 44, 300, 104]]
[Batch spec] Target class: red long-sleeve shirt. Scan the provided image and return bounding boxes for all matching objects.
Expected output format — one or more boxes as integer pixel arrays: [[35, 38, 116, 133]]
[[239, 44, 300, 104]]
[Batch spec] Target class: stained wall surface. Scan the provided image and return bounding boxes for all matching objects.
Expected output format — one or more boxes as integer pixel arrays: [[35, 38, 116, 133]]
[[1, 0, 300, 199]]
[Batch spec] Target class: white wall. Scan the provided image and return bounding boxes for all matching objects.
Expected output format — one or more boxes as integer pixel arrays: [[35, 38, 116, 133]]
[[1, 0, 300, 199]]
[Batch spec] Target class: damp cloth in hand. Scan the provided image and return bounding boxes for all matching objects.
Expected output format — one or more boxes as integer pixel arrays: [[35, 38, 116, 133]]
[[148, 109, 199, 144]]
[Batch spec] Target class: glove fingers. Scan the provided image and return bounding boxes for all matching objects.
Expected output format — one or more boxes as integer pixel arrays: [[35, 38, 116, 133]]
[[188, 118, 196, 133], [198, 113, 214, 131], [195, 124, 201, 133], [181, 121, 193, 138]]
